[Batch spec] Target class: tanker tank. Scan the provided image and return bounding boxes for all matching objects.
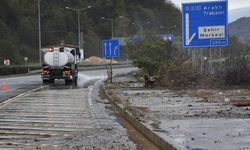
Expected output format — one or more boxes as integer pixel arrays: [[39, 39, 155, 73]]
[[44, 51, 74, 67]]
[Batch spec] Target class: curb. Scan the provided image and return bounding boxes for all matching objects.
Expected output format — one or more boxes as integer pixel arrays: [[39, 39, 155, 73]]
[[102, 84, 177, 150]]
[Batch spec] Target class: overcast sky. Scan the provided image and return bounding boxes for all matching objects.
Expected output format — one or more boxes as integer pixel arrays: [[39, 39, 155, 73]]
[[170, 0, 250, 10]]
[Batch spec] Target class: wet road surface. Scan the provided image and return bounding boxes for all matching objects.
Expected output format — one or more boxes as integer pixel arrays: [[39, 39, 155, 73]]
[[0, 67, 137, 149], [0, 76, 43, 103]]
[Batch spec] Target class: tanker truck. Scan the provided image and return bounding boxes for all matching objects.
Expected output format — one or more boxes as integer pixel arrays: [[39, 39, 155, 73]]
[[41, 46, 81, 84]]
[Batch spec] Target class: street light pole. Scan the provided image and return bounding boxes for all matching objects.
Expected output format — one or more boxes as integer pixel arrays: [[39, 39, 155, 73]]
[[111, 20, 114, 38], [38, 0, 41, 65], [160, 25, 176, 34], [132, 21, 151, 35], [77, 11, 81, 56], [65, 6, 92, 60], [101, 16, 123, 38]]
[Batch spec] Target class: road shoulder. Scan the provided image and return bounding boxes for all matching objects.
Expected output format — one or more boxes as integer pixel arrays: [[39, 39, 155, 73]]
[[104, 72, 250, 150]]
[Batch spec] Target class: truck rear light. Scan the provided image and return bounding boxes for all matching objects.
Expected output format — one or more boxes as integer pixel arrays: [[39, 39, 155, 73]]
[[48, 47, 54, 52], [63, 70, 71, 75], [42, 70, 49, 75]]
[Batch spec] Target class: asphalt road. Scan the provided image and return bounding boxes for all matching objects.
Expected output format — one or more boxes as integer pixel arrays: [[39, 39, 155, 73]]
[[0, 67, 137, 149], [0, 67, 136, 103], [0, 75, 43, 103]]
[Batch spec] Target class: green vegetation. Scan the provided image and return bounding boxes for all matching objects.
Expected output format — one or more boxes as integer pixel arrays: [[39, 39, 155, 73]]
[[222, 36, 250, 85], [0, 65, 40, 75], [0, 0, 181, 65], [129, 35, 250, 87], [128, 36, 181, 76], [1, 1, 250, 85]]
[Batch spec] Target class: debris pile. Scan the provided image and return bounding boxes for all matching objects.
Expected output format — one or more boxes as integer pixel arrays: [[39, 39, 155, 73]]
[[83, 56, 118, 65]]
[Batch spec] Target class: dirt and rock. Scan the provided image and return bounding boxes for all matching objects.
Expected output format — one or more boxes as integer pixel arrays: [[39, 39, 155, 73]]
[[105, 72, 250, 150]]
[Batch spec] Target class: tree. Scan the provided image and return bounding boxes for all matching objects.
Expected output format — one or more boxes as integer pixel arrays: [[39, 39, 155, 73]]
[[0, 0, 181, 64], [128, 35, 178, 75]]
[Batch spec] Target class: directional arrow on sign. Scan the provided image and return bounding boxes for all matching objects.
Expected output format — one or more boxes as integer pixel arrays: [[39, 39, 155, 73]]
[[102, 39, 120, 58], [104, 42, 107, 56], [114, 46, 118, 56], [182, 1, 228, 48], [109, 42, 112, 55], [185, 13, 196, 46]]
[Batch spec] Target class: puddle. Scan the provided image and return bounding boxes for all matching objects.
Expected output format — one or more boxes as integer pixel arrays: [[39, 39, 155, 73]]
[[99, 85, 160, 150], [117, 116, 161, 150]]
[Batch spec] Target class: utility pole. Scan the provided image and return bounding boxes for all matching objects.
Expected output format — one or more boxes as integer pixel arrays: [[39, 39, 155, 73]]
[[159, 25, 176, 34], [77, 10, 81, 59], [66, 6, 92, 60], [38, 0, 41, 65], [132, 21, 151, 36]]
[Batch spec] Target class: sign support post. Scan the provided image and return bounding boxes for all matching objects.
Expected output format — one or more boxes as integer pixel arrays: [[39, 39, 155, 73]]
[[110, 58, 113, 83], [200, 48, 203, 74]]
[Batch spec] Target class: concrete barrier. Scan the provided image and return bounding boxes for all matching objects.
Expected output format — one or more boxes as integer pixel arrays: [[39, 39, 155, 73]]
[[102, 84, 177, 150]]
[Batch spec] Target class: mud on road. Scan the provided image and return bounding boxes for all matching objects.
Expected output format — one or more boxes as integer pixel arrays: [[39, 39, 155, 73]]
[[106, 73, 250, 150]]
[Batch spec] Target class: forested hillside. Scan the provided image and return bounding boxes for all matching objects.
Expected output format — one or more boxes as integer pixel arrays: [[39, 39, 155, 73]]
[[229, 17, 250, 43], [0, 0, 181, 64]]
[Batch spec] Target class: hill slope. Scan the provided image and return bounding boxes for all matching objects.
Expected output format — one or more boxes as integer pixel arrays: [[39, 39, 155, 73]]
[[229, 7, 250, 23], [229, 17, 250, 43], [0, 0, 181, 64]]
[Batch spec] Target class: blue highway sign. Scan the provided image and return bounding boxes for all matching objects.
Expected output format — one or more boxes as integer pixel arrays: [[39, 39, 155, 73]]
[[102, 39, 120, 58], [182, 0, 228, 48]]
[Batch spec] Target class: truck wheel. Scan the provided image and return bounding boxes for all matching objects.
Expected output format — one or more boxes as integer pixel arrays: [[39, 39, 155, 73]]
[[43, 79, 49, 84], [43, 79, 54, 84], [65, 79, 72, 85], [73, 77, 78, 84], [49, 79, 55, 84], [73, 77, 78, 85]]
